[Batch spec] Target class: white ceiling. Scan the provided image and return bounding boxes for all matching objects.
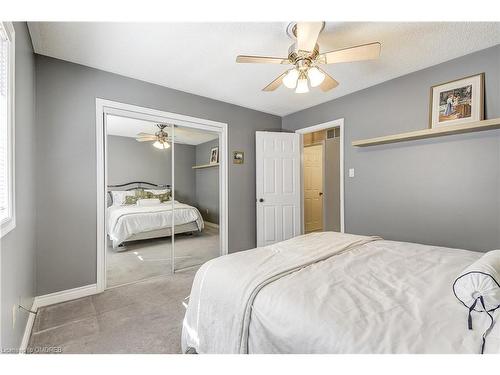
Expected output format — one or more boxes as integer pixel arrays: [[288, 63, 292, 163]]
[[106, 115, 218, 145], [28, 22, 500, 116]]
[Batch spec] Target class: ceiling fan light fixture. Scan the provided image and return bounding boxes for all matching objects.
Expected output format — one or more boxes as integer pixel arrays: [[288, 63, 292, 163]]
[[283, 68, 300, 89], [236, 21, 381, 94], [308, 66, 325, 87], [295, 73, 309, 94], [153, 140, 170, 150]]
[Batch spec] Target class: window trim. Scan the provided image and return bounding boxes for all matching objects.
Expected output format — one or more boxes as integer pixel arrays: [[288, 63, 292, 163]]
[[0, 22, 15, 238]]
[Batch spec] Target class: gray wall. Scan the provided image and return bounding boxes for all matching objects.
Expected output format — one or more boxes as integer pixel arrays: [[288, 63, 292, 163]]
[[0, 23, 36, 349], [283, 45, 500, 252], [35, 55, 281, 295], [107, 135, 196, 205], [195, 139, 220, 224]]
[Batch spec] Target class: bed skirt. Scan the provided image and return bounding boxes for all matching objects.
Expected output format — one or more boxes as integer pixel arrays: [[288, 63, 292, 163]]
[[121, 221, 200, 243]]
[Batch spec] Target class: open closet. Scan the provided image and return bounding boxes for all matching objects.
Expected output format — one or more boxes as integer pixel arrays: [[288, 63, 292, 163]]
[[302, 126, 341, 234]]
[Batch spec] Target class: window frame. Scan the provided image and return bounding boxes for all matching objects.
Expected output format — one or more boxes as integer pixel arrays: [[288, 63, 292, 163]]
[[0, 22, 15, 238]]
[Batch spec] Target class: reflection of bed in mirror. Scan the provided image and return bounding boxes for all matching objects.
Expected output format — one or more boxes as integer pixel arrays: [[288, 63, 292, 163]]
[[106, 181, 204, 249]]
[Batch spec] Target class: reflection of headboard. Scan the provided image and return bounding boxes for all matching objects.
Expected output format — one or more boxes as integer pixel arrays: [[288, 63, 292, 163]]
[[107, 181, 171, 205]]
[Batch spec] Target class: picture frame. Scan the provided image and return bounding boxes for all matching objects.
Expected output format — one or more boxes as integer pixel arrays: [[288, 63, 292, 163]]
[[210, 146, 219, 164], [233, 151, 244, 164], [429, 73, 484, 129]]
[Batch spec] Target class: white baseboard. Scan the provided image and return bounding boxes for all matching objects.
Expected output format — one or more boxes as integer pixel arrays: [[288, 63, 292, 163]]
[[34, 284, 98, 308], [204, 221, 219, 229], [19, 302, 36, 354], [19, 283, 98, 353]]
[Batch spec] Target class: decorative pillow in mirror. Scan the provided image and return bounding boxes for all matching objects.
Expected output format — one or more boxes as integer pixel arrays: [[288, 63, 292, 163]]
[[152, 192, 171, 202], [125, 195, 139, 205], [122, 189, 172, 204]]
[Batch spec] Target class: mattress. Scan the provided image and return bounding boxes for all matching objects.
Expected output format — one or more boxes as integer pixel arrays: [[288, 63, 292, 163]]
[[107, 201, 204, 248], [182, 232, 500, 354]]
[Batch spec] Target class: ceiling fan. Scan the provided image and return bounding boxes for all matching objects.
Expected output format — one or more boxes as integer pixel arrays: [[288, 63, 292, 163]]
[[135, 124, 171, 150], [236, 22, 381, 93]]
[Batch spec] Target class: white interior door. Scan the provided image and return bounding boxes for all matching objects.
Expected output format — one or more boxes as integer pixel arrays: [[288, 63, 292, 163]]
[[256, 131, 301, 247], [303, 144, 323, 233]]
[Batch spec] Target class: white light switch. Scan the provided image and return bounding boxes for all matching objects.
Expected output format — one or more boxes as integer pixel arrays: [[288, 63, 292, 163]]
[[348, 168, 355, 178]]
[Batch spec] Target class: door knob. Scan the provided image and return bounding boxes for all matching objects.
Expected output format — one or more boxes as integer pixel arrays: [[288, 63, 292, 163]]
[[319, 192, 323, 196], [259, 198, 264, 202]]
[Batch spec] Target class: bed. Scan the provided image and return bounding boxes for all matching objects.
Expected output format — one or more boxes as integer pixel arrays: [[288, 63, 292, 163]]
[[181, 232, 500, 354], [107, 182, 204, 248]]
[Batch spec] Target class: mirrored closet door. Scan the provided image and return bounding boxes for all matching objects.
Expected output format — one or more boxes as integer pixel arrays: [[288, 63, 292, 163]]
[[105, 115, 173, 287], [104, 113, 223, 288]]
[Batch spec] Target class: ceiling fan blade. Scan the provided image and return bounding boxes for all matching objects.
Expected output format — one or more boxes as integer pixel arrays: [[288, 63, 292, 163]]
[[296, 22, 324, 52], [262, 71, 288, 92], [318, 42, 381, 64], [136, 132, 155, 137], [236, 55, 290, 64], [136, 137, 157, 142], [318, 68, 339, 92]]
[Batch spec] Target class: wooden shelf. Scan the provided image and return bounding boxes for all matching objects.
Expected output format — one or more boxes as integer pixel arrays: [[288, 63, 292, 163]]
[[352, 118, 500, 147], [192, 163, 219, 169]]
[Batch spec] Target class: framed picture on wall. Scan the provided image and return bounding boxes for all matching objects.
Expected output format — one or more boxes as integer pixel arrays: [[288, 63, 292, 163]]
[[233, 151, 244, 164], [210, 146, 219, 164], [429, 73, 484, 129]]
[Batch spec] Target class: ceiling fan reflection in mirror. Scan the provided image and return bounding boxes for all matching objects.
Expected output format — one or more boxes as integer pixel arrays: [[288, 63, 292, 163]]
[[236, 22, 381, 93], [135, 124, 172, 150]]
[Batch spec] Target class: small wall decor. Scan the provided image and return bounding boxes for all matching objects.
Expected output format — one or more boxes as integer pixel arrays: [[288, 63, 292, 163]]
[[429, 73, 484, 129], [233, 151, 244, 164], [210, 146, 219, 164]]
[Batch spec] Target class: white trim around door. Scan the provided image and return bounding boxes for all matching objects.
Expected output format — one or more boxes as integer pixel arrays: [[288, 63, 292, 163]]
[[95, 98, 229, 293], [295, 118, 345, 234]]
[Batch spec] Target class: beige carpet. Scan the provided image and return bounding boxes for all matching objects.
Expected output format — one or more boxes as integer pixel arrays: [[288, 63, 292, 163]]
[[28, 269, 197, 354], [107, 225, 219, 287]]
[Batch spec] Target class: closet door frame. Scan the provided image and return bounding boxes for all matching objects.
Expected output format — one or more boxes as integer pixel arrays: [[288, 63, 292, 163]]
[[95, 98, 228, 292], [295, 118, 345, 235]]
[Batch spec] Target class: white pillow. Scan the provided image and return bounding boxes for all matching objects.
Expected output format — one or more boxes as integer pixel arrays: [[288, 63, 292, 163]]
[[453, 250, 500, 353], [145, 188, 171, 195], [136, 198, 161, 207], [453, 250, 500, 312], [110, 190, 134, 206]]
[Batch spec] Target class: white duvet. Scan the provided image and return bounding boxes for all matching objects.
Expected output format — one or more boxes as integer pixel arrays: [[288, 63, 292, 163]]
[[107, 201, 203, 248], [182, 232, 500, 354]]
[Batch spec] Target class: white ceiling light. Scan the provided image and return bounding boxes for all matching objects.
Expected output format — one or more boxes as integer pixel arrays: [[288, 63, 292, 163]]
[[153, 140, 170, 150], [308, 66, 325, 87], [283, 69, 299, 88], [295, 72, 309, 94]]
